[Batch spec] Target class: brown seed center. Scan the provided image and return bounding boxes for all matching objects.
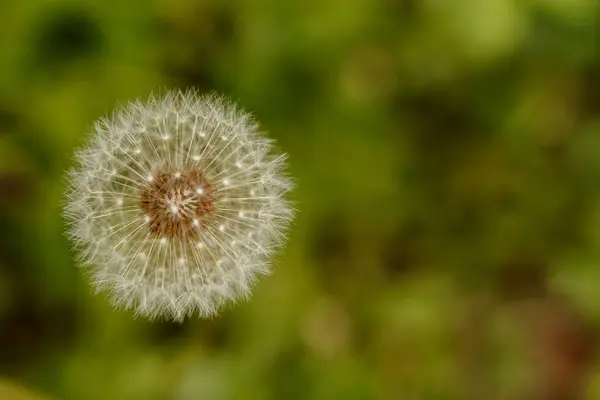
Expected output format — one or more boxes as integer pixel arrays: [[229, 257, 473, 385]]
[[140, 169, 215, 239]]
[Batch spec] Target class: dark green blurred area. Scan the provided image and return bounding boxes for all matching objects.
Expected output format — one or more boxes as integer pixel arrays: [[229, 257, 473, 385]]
[[1, 0, 600, 399]]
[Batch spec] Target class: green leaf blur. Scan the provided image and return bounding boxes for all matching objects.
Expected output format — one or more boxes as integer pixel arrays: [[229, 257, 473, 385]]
[[1, 0, 600, 399]]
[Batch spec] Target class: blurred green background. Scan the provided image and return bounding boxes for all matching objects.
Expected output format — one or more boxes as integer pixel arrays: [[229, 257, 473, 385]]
[[1, 0, 600, 399]]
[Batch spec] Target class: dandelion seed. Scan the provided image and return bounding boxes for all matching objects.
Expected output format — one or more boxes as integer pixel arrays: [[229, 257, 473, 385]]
[[63, 89, 295, 321]]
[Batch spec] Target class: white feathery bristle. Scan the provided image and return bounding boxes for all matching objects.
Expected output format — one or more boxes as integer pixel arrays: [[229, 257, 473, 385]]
[[63, 89, 295, 321]]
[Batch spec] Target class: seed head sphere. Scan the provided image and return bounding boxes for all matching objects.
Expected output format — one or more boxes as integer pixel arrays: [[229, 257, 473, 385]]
[[64, 90, 294, 321]]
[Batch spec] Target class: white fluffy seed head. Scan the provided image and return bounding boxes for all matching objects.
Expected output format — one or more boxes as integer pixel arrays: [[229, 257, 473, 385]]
[[63, 89, 295, 321]]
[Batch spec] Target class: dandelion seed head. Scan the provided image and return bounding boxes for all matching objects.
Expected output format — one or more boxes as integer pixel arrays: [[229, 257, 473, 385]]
[[63, 89, 295, 321]]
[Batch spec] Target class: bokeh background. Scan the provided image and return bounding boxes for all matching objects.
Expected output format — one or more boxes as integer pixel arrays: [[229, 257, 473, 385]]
[[1, 0, 600, 399]]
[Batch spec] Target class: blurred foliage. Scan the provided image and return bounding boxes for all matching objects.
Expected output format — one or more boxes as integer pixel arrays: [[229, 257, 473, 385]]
[[1, 0, 600, 399]]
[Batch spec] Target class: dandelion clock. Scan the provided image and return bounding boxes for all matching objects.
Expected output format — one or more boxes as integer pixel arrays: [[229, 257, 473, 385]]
[[64, 90, 295, 321]]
